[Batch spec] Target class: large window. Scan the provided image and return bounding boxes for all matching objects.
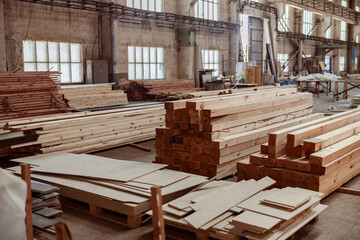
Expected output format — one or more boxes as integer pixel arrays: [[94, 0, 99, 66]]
[[128, 46, 164, 80], [278, 53, 289, 72], [340, 21, 347, 41], [126, 0, 163, 12], [302, 11, 313, 35], [342, 0, 347, 7], [325, 56, 331, 71], [194, 0, 219, 21], [202, 50, 219, 76], [355, 58, 358, 70], [278, 5, 289, 32], [339, 56, 345, 72], [325, 27, 331, 39], [23, 40, 82, 83]]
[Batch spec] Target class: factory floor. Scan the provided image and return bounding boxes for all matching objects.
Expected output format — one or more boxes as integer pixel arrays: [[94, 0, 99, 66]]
[[56, 90, 360, 240]]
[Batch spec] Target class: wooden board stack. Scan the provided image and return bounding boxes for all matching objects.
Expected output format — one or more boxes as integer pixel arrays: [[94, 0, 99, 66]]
[[148, 177, 327, 240], [123, 79, 202, 101], [2, 104, 165, 157], [154, 87, 316, 178], [237, 109, 360, 196], [8, 152, 208, 228], [59, 84, 128, 110], [0, 72, 68, 120]]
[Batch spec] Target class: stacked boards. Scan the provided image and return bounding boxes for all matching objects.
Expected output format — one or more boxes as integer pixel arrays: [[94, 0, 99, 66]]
[[238, 109, 360, 196], [154, 87, 315, 178], [2, 104, 165, 157], [123, 79, 201, 101], [0, 72, 68, 120], [8, 153, 208, 228], [149, 177, 326, 240], [59, 84, 128, 110]]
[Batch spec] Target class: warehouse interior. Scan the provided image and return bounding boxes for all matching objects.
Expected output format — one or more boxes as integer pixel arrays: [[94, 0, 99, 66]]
[[0, 0, 360, 240]]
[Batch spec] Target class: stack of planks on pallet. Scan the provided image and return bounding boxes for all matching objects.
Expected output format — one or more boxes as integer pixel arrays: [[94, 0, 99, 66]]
[[7, 152, 208, 228], [59, 84, 128, 110], [238, 109, 360, 196], [148, 177, 327, 240], [1, 104, 165, 157], [123, 79, 202, 101], [0, 72, 68, 121], [154, 87, 316, 178]]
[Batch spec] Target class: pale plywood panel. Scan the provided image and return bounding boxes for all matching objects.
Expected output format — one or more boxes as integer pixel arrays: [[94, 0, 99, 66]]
[[231, 211, 281, 233], [132, 169, 190, 187]]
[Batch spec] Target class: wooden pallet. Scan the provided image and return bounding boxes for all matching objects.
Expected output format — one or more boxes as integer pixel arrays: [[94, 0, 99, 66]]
[[60, 196, 145, 228]]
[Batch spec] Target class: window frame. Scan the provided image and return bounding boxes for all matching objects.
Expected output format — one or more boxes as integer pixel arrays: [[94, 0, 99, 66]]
[[278, 53, 289, 72], [194, 0, 219, 21], [339, 56, 345, 72], [302, 11, 313, 35], [23, 40, 83, 84], [202, 49, 220, 77], [126, 0, 163, 12]]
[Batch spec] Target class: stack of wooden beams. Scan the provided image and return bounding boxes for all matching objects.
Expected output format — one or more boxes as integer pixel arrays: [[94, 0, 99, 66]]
[[123, 79, 202, 101], [2, 104, 165, 157], [0, 72, 68, 120], [238, 109, 360, 196], [59, 84, 128, 110], [148, 177, 327, 240], [8, 152, 208, 228], [154, 87, 316, 178]]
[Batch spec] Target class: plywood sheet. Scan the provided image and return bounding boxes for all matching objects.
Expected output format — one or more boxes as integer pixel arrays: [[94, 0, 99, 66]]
[[132, 169, 190, 187], [231, 211, 281, 233]]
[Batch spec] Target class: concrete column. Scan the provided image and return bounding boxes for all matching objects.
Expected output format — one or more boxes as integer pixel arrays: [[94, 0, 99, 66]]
[[347, 0, 355, 73], [0, 0, 6, 71], [228, 0, 238, 76]]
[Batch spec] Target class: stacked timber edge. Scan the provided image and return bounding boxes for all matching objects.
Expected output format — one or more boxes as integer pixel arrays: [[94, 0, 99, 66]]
[[238, 108, 360, 197], [59, 84, 128, 110], [1, 103, 165, 157], [154, 86, 315, 178], [0, 71, 69, 121]]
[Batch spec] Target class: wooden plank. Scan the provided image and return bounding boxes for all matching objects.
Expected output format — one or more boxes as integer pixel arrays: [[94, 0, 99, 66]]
[[151, 186, 166, 240], [336, 187, 360, 196], [21, 164, 34, 240], [231, 211, 281, 234]]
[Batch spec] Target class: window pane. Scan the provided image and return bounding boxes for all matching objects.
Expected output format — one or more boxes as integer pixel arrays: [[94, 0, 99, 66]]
[[214, 4, 218, 20], [60, 43, 70, 62], [214, 50, 219, 62], [134, 0, 141, 9], [48, 42, 59, 62], [209, 2, 213, 20], [209, 51, 214, 62], [49, 63, 60, 72], [143, 0, 148, 10], [144, 64, 150, 79], [36, 41, 48, 63], [157, 64, 164, 79], [37, 63, 49, 71], [204, 2, 209, 19], [149, 0, 155, 11], [23, 41, 35, 62], [150, 63, 156, 79], [136, 64, 143, 79], [150, 47, 156, 62], [60, 63, 71, 83], [127, 0, 133, 7], [136, 47, 143, 62], [156, 0, 162, 12], [128, 46, 135, 62], [24, 63, 36, 71], [71, 44, 81, 62], [71, 63, 82, 83], [143, 47, 150, 63], [128, 63, 135, 80], [157, 48, 163, 63]]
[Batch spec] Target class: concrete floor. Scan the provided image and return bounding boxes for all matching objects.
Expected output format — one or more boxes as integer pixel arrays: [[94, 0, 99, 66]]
[[56, 90, 360, 240]]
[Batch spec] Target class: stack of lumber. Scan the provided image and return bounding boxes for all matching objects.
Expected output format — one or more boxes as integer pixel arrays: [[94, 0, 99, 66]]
[[2, 104, 165, 157], [148, 177, 327, 240], [31, 180, 63, 218], [0, 72, 68, 120], [123, 79, 202, 101], [59, 84, 128, 110], [350, 94, 360, 108], [238, 109, 360, 196], [154, 87, 316, 178], [8, 152, 208, 228]]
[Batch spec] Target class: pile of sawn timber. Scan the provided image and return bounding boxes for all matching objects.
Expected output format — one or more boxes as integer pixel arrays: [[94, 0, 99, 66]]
[[123, 79, 202, 101], [154, 87, 315, 178], [59, 84, 128, 110], [0, 72, 68, 120], [1, 104, 165, 157], [149, 177, 327, 240], [7, 152, 208, 228], [238, 109, 360, 196]]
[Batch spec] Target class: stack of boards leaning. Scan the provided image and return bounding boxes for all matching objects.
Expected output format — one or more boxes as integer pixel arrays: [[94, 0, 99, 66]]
[[59, 84, 128, 110], [0, 103, 165, 157], [148, 177, 327, 240], [238, 108, 360, 196], [7, 152, 208, 228], [154, 86, 315, 178]]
